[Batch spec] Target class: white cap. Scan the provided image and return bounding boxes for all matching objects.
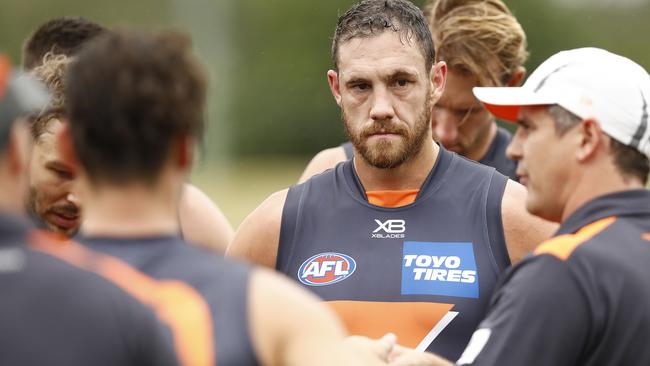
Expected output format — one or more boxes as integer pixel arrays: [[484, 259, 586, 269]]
[[0, 55, 49, 150], [473, 47, 650, 159]]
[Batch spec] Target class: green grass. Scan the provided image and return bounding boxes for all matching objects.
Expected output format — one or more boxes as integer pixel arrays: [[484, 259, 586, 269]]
[[190, 157, 310, 230]]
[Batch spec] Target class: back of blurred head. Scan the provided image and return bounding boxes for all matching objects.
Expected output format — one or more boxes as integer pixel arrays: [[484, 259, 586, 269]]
[[65, 30, 206, 190], [21, 16, 106, 71], [0, 56, 49, 214]]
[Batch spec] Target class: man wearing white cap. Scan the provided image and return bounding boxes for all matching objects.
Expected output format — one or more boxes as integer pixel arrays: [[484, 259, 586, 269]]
[[384, 47, 650, 365], [459, 47, 650, 366], [458, 48, 650, 365]]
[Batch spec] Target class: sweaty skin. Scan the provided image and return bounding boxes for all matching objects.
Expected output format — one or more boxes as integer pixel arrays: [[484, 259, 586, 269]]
[[179, 183, 233, 254]]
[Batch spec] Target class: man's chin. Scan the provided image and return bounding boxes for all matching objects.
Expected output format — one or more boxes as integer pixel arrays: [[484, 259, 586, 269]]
[[45, 221, 80, 238], [363, 153, 408, 169], [442, 143, 465, 155]]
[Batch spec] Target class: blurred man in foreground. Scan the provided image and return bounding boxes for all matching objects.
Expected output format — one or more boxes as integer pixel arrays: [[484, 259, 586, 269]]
[[22, 16, 233, 252], [60, 29, 389, 366], [299, 0, 526, 182], [0, 56, 177, 366]]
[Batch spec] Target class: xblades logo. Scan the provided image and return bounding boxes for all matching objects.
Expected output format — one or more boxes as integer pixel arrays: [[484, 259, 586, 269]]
[[371, 219, 406, 239]]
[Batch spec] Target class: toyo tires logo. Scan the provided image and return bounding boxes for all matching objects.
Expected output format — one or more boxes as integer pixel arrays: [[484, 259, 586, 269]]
[[298, 252, 357, 286]]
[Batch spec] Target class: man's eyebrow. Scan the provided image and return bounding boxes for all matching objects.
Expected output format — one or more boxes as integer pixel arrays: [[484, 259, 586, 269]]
[[344, 76, 369, 85], [387, 69, 418, 79], [45, 161, 73, 170], [517, 115, 533, 125]]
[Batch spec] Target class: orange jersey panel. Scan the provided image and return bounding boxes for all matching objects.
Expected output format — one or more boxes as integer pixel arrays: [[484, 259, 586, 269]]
[[534, 217, 616, 260], [327, 300, 454, 348], [366, 189, 420, 208]]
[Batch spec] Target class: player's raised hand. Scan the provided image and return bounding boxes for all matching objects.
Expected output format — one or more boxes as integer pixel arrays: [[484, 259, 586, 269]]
[[344, 333, 397, 365], [389, 344, 453, 366]]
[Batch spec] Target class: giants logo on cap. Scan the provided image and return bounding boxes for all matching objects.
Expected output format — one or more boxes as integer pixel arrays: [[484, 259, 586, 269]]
[[298, 252, 357, 286]]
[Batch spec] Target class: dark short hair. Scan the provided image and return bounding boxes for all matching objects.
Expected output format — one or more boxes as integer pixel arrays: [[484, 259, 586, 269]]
[[548, 105, 649, 185], [22, 16, 106, 71], [332, 0, 435, 72], [65, 30, 206, 185]]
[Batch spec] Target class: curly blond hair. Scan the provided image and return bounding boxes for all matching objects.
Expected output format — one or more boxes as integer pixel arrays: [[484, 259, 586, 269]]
[[29, 52, 70, 138], [423, 0, 528, 86]]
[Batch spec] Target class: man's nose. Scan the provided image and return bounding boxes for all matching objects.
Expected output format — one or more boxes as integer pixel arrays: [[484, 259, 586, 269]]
[[369, 87, 395, 122]]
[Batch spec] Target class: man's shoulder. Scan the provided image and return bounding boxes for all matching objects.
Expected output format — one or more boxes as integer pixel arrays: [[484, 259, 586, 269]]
[[23, 243, 160, 319], [298, 145, 347, 183], [533, 216, 635, 262], [167, 241, 252, 278]]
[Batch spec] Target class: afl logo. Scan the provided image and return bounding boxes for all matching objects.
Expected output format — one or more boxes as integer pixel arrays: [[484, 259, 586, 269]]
[[298, 252, 357, 286]]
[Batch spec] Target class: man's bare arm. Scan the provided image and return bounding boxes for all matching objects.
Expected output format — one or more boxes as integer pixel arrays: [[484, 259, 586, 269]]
[[501, 180, 558, 263], [226, 189, 288, 268], [298, 146, 347, 183], [249, 268, 391, 366], [179, 183, 233, 254]]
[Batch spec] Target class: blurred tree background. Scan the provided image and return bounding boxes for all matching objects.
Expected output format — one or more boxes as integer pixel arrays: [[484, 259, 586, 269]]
[[1, 0, 649, 226]]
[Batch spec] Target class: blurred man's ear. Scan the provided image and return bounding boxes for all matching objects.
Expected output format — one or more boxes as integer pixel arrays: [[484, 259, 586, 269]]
[[507, 67, 526, 87], [174, 134, 194, 171], [56, 122, 80, 172], [327, 70, 342, 107]]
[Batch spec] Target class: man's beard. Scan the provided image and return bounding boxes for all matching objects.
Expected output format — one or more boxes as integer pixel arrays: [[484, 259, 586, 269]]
[[343, 98, 431, 169], [28, 187, 81, 237]]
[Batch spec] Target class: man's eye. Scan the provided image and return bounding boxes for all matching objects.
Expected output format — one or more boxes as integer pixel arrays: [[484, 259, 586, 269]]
[[396, 79, 409, 87], [353, 83, 370, 91], [519, 122, 532, 131], [51, 168, 74, 180]]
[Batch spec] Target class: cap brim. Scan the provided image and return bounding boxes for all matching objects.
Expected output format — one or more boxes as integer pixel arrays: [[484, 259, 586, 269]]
[[0, 73, 50, 127], [473, 87, 557, 123]]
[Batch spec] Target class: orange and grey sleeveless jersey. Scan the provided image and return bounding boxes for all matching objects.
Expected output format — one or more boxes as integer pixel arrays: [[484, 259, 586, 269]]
[[0, 214, 177, 366], [458, 189, 650, 366], [278, 146, 510, 359], [79, 235, 259, 366]]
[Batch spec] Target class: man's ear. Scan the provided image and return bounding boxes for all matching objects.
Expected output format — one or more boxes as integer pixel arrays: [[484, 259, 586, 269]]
[[56, 122, 80, 171], [506, 66, 526, 87], [174, 135, 194, 170], [575, 119, 604, 163], [327, 70, 342, 107], [429, 61, 447, 104]]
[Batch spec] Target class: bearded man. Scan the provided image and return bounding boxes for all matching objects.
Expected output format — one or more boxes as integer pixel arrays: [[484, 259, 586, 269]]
[[227, 0, 553, 360]]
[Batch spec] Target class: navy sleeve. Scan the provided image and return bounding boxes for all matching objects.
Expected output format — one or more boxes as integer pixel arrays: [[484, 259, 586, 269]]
[[457, 255, 591, 366]]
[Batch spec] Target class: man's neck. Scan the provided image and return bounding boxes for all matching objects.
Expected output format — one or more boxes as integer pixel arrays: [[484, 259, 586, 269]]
[[353, 141, 438, 191], [561, 164, 645, 222], [81, 182, 181, 238]]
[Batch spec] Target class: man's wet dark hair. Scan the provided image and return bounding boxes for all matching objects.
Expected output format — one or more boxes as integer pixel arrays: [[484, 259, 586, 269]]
[[332, 0, 435, 72]]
